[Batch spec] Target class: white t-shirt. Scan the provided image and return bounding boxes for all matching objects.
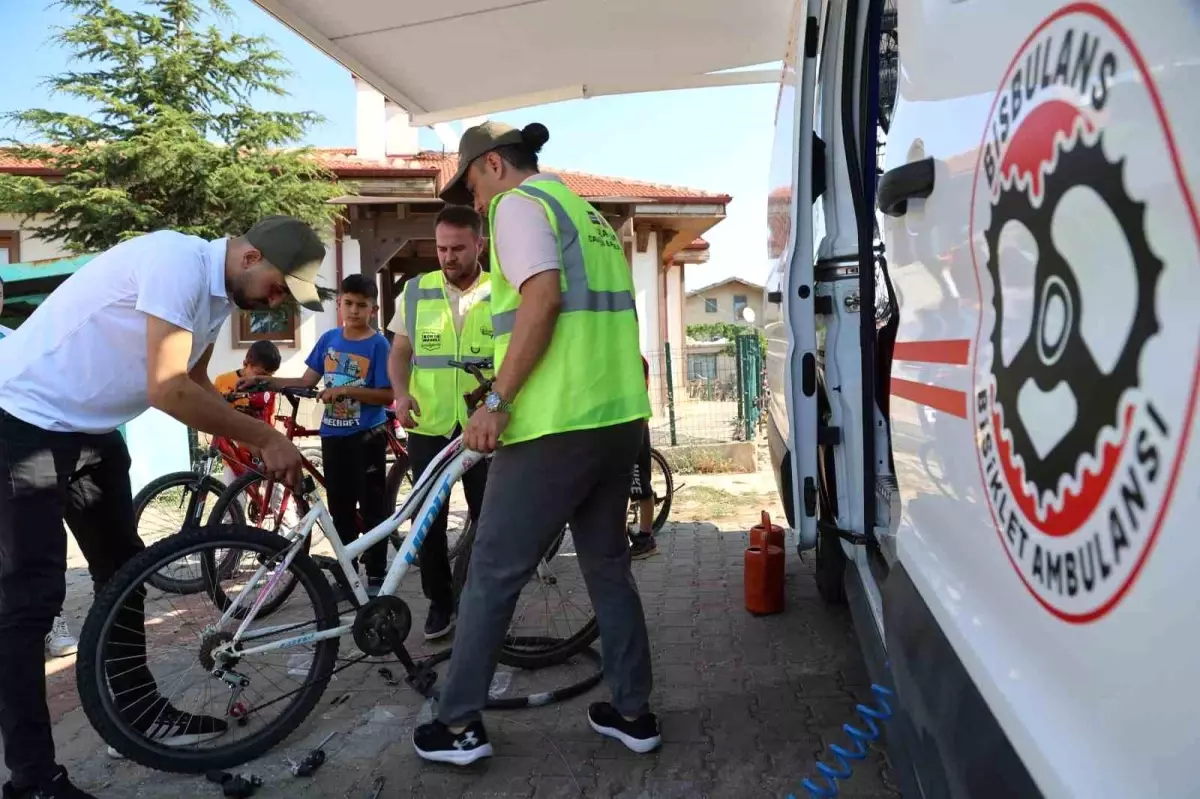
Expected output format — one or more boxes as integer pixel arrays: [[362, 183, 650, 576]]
[[492, 173, 568, 289], [0, 231, 234, 433]]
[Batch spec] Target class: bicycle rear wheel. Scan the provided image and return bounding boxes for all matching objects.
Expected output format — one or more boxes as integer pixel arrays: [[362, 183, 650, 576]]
[[206, 472, 312, 617], [452, 522, 598, 670], [133, 472, 244, 595], [76, 524, 340, 774], [629, 448, 674, 534]]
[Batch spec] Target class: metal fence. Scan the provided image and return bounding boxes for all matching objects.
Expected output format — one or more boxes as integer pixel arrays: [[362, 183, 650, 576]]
[[645, 334, 765, 447]]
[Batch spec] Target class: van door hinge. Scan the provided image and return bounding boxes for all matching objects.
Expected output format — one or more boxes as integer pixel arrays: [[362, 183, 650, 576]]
[[818, 425, 841, 446], [815, 295, 833, 315], [819, 520, 868, 546]]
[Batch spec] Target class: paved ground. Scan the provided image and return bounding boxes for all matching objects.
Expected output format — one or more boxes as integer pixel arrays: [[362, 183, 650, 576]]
[[17, 467, 900, 799]]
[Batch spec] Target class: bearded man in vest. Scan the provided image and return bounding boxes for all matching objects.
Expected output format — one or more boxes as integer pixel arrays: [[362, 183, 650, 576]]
[[387, 205, 493, 641], [411, 122, 660, 764]]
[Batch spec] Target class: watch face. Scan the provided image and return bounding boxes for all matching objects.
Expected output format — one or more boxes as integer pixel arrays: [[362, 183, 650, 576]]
[[485, 392, 500, 412]]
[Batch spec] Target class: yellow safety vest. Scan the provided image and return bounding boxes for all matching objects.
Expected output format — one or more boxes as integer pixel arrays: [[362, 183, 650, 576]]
[[488, 180, 650, 444], [403, 269, 495, 436]]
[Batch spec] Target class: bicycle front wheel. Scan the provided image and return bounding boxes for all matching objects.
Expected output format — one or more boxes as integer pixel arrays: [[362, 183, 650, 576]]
[[76, 524, 340, 774], [206, 472, 312, 617], [452, 522, 598, 670], [133, 472, 244, 595]]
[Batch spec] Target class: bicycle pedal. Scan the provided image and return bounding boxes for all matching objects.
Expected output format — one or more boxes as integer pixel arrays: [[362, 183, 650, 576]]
[[406, 668, 438, 697]]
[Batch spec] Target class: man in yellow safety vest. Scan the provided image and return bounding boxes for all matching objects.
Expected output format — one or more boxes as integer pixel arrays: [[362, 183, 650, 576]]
[[411, 121, 660, 765], [386, 205, 493, 641]]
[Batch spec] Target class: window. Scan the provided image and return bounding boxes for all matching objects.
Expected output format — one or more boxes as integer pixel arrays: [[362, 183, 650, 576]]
[[733, 294, 748, 320], [232, 307, 300, 349], [688, 353, 718, 380], [0, 232, 18, 265], [704, 297, 718, 313]]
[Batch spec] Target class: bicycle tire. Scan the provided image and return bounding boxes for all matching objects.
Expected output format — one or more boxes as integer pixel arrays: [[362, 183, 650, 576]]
[[132, 472, 243, 595], [452, 522, 598, 670], [76, 524, 340, 774], [647, 447, 674, 533], [206, 471, 313, 617]]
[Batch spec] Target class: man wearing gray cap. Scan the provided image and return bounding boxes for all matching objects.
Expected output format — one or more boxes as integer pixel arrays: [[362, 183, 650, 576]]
[[412, 122, 660, 765], [0, 216, 323, 798]]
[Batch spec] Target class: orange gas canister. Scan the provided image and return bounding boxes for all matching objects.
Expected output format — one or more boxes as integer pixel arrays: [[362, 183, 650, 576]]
[[744, 516, 785, 616], [750, 511, 785, 551]]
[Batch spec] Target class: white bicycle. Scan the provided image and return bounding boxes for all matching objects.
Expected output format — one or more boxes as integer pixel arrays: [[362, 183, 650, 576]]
[[75, 360, 600, 774]]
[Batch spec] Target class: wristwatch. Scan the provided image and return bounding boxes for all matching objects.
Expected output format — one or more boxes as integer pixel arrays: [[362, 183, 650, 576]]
[[483, 390, 513, 414]]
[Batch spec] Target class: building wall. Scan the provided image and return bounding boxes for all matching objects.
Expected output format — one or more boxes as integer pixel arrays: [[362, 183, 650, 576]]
[[685, 281, 766, 328], [0, 214, 65, 262]]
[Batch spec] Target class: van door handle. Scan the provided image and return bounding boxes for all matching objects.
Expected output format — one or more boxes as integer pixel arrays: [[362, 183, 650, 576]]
[[877, 157, 935, 217]]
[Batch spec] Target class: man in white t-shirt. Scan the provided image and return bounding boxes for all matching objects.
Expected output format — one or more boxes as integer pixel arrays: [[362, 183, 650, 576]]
[[0, 277, 80, 662], [0, 216, 323, 799]]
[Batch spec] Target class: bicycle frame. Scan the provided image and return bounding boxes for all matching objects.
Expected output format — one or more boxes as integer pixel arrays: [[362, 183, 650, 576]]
[[211, 433, 486, 659]]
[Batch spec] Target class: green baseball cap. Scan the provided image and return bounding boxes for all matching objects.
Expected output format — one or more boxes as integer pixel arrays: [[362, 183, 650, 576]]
[[245, 215, 327, 312], [440, 121, 533, 205]]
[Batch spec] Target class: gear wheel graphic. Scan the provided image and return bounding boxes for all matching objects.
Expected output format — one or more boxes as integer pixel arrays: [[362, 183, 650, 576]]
[[984, 133, 1163, 496]]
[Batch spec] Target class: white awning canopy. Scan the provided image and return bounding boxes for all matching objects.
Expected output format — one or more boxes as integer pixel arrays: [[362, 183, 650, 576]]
[[252, 0, 795, 125]]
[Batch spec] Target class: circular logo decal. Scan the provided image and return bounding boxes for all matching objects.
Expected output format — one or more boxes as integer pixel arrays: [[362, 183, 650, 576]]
[[968, 4, 1200, 622]]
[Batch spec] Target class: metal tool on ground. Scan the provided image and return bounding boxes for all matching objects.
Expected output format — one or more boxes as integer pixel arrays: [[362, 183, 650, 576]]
[[204, 771, 263, 798], [366, 775, 385, 798], [285, 731, 335, 777]]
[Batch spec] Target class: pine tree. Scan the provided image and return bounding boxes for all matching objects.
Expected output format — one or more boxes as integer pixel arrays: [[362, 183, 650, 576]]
[[0, 0, 344, 254]]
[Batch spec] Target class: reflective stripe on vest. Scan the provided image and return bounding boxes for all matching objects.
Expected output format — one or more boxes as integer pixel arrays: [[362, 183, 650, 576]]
[[490, 185, 636, 336], [404, 271, 494, 436], [487, 180, 650, 444]]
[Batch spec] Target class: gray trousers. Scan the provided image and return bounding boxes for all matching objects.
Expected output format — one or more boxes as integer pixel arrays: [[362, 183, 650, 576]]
[[437, 419, 653, 725]]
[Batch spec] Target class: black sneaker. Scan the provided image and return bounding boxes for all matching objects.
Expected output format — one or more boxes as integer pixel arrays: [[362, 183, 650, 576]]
[[629, 534, 659, 560], [587, 702, 661, 753], [123, 697, 228, 748], [412, 719, 493, 765], [424, 604, 455, 641], [2, 767, 97, 798]]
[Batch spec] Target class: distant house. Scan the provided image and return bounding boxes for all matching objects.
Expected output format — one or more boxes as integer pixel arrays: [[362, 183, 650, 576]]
[[685, 276, 765, 328]]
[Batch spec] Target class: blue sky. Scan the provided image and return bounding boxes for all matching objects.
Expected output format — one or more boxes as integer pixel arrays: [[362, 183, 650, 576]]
[[0, 0, 777, 289]]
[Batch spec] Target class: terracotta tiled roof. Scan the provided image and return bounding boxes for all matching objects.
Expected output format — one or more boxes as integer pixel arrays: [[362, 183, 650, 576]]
[[684, 237, 709, 250], [311, 148, 729, 203], [0, 146, 731, 204]]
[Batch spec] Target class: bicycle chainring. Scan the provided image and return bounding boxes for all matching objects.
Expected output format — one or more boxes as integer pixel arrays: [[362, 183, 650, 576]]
[[352, 595, 413, 657], [984, 133, 1162, 496]]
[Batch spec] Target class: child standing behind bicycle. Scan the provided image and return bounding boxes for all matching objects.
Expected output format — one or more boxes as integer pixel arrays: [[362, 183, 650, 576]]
[[213, 341, 282, 485], [242, 274, 394, 595]]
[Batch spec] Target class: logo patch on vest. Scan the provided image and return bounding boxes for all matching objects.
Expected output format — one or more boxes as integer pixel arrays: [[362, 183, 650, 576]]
[[419, 330, 441, 352], [481, 324, 494, 339], [586, 210, 623, 253]]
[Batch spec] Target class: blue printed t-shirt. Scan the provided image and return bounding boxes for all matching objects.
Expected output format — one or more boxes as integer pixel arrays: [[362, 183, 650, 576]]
[[304, 327, 392, 437]]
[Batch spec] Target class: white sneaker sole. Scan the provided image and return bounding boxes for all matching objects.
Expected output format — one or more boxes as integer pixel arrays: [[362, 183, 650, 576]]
[[588, 717, 662, 753], [413, 740, 493, 765], [46, 641, 79, 658]]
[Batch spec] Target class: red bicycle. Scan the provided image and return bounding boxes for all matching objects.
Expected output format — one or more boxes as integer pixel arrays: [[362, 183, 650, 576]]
[[204, 386, 422, 562]]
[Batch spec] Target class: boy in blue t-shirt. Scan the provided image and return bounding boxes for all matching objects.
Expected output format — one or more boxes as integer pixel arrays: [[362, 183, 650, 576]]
[[254, 274, 394, 593]]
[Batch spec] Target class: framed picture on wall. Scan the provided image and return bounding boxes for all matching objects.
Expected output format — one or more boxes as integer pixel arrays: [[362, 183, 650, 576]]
[[232, 307, 300, 349]]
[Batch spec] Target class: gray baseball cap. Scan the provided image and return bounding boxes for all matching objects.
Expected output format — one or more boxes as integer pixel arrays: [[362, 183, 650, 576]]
[[245, 215, 327, 312], [440, 121, 532, 205]]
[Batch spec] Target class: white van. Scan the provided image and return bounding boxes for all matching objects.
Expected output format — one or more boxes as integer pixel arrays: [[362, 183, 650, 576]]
[[765, 0, 1199, 796]]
